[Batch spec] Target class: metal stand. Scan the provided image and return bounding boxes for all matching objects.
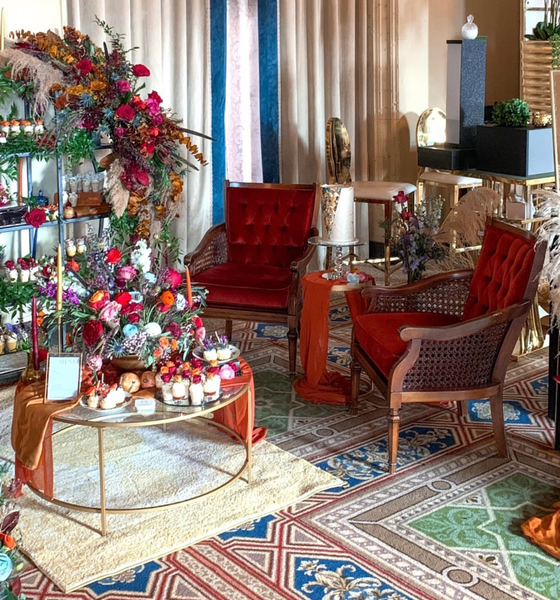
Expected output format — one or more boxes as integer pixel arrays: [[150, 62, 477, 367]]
[[308, 236, 366, 280]]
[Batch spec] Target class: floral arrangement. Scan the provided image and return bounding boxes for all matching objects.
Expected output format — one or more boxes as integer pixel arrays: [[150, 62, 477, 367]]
[[381, 192, 445, 283], [1, 18, 208, 237], [0, 463, 24, 600], [39, 234, 206, 369]]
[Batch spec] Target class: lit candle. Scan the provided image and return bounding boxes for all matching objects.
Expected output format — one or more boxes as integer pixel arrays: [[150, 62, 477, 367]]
[[186, 267, 193, 307], [31, 296, 39, 371], [56, 244, 63, 311]]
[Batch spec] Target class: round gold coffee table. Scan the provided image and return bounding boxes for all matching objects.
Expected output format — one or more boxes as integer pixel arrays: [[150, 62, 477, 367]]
[[26, 383, 251, 536]]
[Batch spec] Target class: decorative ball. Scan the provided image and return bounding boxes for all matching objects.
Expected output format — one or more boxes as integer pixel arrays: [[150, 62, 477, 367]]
[[119, 372, 141, 394], [140, 371, 156, 389]]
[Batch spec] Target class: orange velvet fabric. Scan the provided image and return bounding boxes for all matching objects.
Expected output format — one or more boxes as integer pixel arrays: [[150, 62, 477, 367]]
[[354, 312, 461, 378], [213, 359, 267, 444], [294, 271, 372, 405], [522, 505, 560, 560], [12, 380, 80, 498], [463, 224, 536, 320]]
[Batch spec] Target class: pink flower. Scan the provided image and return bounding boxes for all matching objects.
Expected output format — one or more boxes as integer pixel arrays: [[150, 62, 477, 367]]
[[115, 126, 126, 138], [401, 210, 413, 221], [87, 355, 103, 371], [115, 79, 131, 93], [98, 301, 121, 325], [132, 64, 151, 77], [164, 268, 182, 288], [219, 364, 236, 380], [192, 316, 203, 328], [148, 90, 163, 104], [115, 104, 135, 121], [152, 113, 163, 126], [393, 190, 408, 205], [146, 97, 160, 117], [195, 326, 206, 345], [116, 266, 137, 281]]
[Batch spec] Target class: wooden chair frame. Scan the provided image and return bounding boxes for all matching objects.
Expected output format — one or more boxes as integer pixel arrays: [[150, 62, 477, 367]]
[[185, 181, 320, 378], [350, 218, 547, 473]]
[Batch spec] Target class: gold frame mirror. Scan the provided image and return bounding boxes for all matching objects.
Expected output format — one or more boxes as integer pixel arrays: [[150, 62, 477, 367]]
[[326, 117, 352, 184], [416, 107, 446, 148]]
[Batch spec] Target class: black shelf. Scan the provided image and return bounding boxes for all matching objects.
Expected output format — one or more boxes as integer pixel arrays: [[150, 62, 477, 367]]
[[0, 213, 108, 235]]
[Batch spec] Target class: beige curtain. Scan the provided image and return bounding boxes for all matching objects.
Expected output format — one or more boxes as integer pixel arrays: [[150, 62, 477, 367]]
[[63, 0, 213, 255], [278, 0, 399, 258]]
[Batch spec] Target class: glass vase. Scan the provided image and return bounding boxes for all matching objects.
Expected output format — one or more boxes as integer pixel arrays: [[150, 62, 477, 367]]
[[21, 352, 44, 385]]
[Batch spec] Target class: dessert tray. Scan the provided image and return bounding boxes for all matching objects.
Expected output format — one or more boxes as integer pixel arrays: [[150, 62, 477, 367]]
[[192, 345, 240, 364], [155, 390, 222, 406], [80, 395, 133, 414]]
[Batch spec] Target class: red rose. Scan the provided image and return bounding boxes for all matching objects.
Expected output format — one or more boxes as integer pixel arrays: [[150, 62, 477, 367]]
[[164, 268, 183, 288], [157, 302, 171, 313], [105, 248, 122, 264], [140, 141, 155, 157], [148, 90, 162, 104], [114, 291, 132, 307], [127, 313, 140, 323], [115, 104, 135, 121], [132, 64, 150, 77], [83, 320, 104, 346], [76, 58, 93, 75], [24, 208, 46, 228], [192, 316, 203, 328], [88, 290, 110, 311], [130, 166, 150, 187]]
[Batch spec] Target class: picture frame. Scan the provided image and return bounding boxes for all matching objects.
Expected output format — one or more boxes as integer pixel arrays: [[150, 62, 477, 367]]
[[44, 353, 82, 403]]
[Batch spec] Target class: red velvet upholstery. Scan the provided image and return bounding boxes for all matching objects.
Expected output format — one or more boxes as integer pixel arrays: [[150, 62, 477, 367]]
[[226, 186, 316, 267], [354, 312, 460, 377], [462, 224, 536, 320], [194, 263, 292, 310]]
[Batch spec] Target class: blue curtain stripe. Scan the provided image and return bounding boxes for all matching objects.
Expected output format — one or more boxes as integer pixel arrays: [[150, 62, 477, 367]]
[[258, 0, 280, 183], [210, 0, 227, 224]]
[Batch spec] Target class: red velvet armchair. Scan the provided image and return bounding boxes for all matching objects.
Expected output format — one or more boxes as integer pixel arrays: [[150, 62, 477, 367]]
[[184, 181, 319, 377], [350, 219, 546, 473]]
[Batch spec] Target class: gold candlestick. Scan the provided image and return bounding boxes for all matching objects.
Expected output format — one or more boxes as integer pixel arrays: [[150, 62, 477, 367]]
[[57, 244, 63, 350]]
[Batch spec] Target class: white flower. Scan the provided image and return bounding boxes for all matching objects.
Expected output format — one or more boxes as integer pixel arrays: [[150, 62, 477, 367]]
[[131, 240, 152, 273], [175, 293, 186, 311], [143, 322, 162, 337]]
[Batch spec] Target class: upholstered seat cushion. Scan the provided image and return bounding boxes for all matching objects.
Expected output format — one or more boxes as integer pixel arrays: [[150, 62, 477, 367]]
[[419, 171, 482, 186], [194, 263, 293, 310], [353, 181, 416, 200], [354, 312, 461, 378]]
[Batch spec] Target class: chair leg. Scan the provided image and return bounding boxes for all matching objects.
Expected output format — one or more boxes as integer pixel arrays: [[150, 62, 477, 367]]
[[387, 407, 401, 474], [350, 358, 361, 414], [490, 391, 508, 458], [225, 319, 233, 341], [457, 401, 465, 418], [288, 327, 297, 380]]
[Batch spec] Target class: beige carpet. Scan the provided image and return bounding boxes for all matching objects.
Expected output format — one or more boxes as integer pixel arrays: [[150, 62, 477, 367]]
[[0, 387, 341, 592]]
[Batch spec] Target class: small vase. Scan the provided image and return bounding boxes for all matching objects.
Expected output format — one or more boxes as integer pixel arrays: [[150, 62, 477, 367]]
[[21, 353, 44, 385], [19, 269, 30, 283], [8, 269, 18, 282], [461, 14, 478, 40]]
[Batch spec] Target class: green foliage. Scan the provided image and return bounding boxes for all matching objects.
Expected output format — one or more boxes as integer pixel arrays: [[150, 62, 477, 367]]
[[525, 21, 560, 40], [491, 99, 531, 128], [0, 279, 36, 319], [58, 128, 96, 168], [107, 212, 139, 247], [551, 33, 560, 68]]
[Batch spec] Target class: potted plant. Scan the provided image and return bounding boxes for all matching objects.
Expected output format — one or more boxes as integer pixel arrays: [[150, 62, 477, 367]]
[[476, 98, 554, 177]]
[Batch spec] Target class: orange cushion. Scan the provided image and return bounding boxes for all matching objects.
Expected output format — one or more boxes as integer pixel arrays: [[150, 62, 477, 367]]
[[194, 263, 292, 310], [354, 312, 460, 378]]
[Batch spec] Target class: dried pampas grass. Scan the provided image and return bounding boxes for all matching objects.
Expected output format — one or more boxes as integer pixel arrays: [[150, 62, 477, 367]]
[[0, 47, 64, 114], [104, 159, 129, 217]]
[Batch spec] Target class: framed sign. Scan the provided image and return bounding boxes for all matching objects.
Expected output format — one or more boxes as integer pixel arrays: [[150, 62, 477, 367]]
[[45, 353, 82, 403]]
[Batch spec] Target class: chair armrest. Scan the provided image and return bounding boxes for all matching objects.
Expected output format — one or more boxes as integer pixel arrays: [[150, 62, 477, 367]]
[[288, 227, 319, 315], [184, 223, 228, 277], [391, 301, 532, 393], [362, 270, 473, 317]]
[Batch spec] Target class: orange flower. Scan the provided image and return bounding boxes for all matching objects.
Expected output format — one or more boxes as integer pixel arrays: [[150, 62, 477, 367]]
[[160, 366, 169, 375], [67, 85, 87, 96], [171, 339, 178, 351], [0, 532, 16, 550], [154, 349, 162, 359], [159, 337, 170, 349], [160, 291, 175, 307], [90, 79, 107, 92], [37, 310, 45, 327]]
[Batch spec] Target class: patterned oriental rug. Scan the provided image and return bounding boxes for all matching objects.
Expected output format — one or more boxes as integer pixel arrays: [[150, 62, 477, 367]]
[[1, 294, 559, 600]]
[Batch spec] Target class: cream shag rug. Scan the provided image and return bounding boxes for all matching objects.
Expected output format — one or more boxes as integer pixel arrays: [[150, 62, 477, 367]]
[[0, 387, 340, 592]]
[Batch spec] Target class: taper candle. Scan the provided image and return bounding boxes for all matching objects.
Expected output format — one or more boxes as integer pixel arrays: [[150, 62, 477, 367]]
[[186, 267, 193, 307], [31, 296, 39, 371]]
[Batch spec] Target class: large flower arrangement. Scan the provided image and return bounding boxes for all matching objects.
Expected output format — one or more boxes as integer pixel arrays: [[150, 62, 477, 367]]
[[39, 235, 206, 369], [1, 18, 207, 237]]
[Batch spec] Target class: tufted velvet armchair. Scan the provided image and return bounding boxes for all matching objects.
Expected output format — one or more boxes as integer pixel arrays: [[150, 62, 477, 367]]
[[350, 219, 546, 473], [185, 181, 319, 378]]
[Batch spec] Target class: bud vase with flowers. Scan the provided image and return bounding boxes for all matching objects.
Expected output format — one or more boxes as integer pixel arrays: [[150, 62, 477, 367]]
[[381, 192, 445, 284]]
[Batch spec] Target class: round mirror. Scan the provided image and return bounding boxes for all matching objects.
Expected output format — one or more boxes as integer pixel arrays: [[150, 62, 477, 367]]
[[416, 107, 446, 147]]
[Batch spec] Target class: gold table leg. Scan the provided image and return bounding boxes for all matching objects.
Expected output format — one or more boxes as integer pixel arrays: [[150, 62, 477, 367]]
[[98, 428, 107, 536], [246, 388, 253, 485]]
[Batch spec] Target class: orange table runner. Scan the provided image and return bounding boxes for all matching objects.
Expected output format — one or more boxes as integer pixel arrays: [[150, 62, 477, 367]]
[[12, 359, 264, 498], [522, 505, 560, 560], [294, 271, 372, 405]]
